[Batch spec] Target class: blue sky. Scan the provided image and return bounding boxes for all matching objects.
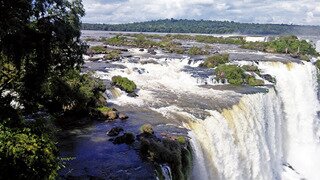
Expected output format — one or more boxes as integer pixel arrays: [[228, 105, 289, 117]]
[[82, 0, 320, 25]]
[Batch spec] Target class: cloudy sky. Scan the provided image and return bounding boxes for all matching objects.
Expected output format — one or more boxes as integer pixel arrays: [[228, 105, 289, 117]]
[[82, 0, 320, 25]]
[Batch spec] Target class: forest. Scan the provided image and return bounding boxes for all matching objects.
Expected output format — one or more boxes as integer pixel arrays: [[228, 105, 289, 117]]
[[82, 19, 320, 35]]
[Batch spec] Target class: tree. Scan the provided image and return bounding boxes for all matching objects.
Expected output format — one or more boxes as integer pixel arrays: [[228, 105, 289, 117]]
[[0, 0, 86, 116], [0, 0, 93, 178]]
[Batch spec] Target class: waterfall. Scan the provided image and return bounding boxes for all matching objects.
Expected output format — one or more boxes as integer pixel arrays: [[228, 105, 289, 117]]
[[189, 61, 320, 180], [259, 62, 320, 180], [189, 90, 283, 180]]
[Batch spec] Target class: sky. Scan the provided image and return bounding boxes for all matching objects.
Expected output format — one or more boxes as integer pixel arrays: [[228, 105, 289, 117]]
[[82, 0, 320, 25]]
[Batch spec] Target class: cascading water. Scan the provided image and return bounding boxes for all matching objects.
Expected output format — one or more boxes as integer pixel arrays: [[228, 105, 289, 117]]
[[188, 89, 284, 180], [259, 62, 320, 180], [96, 47, 320, 179], [188, 61, 320, 180]]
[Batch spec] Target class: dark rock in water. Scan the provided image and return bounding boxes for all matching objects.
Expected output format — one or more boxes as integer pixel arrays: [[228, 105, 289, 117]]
[[128, 57, 140, 63], [107, 127, 124, 136], [139, 48, 144, 51], [119, 48, 128, 52], [140, 60, 159, 65], [148, 48, 157, 55], [119, 113, 128, 120], [261, 74, 276, 83], [122, 54, 133, 58], [128, 92, 138, 97], [113, 133, 135, 144], [133, 67, 146, 74]]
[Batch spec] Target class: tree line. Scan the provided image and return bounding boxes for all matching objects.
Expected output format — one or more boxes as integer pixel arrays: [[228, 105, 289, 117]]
[[82, 19, 320, 35]]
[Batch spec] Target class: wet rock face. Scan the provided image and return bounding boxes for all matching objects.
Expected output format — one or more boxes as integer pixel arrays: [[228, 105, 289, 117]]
[[107, 127, 124, 136], [113, 133, 135, 144], [261, 74, 276, 83], [148, 48, 157, 55]]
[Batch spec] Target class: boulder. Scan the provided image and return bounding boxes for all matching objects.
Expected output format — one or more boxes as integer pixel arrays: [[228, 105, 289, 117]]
[[148, 48, 157, 55], [107, 110, 118, 120], [118, 113, 128, 120], [128, 92, 138, 97], [113, 133, 135, 144], [140, 124, 154, 135], [107, 127, 124, 136], [261, 74, 276, 83], [139, 48, 144, 51]]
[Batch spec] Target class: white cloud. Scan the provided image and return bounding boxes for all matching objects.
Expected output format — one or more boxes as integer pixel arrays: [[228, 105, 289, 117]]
[[82, 0, 320, 25]]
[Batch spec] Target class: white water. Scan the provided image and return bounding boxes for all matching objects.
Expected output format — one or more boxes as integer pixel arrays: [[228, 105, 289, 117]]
[[189, 61, 320, 180], [188, 90, 284, 180], [259, 62, 320, 180]]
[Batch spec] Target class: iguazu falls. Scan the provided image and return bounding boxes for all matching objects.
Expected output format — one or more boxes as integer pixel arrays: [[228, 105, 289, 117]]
[[1, 0, 320, 180]]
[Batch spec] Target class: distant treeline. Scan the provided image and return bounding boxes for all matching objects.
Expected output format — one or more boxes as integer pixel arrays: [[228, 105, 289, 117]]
[[82, 19, 320, 35]]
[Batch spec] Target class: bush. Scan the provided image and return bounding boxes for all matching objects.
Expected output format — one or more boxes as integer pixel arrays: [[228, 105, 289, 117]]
[[241, 36, 319, 56], [215, 65, 245, 85], [140, 124, 154, 135], [187, 46, 209, 55], [111, 76, 137, 93], [89, 46, 107, 54], [246, 76, 264, 86], [315, 60, 320, 70], [104, 50, 121, 60], [0, 124, 59, 179], [242, 65, 260, 73], [176, 136, 186, 144], [42, 70, 106, 113], [200, 54, 229, 68], [159, 40, 185, 54], [105, 35, 129, 46]]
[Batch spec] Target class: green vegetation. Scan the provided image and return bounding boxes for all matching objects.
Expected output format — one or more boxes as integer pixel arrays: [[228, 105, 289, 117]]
[[97, 106, 113, 113], [140, 124, 154, 135], [241, 65, 260, 74], [104, 50, 121, 60], [133, 34, 159, 48], [0, 0, 110, 178], [200, 54, 229, 68], [241, 36, 319, 56], [176, 136, 186, 144], [104, 35, 131, 46], [111, 76, 137, 93], [315, 60, 320, 70], [215, 65, 246, 85], [246, 76, 264, 86], [82, 19, 320, 36], [195, 35, 245, 45], [159, 39, 185, 54], [0, 124, 59, 179], [89, 46, 108, 54], [215, 64, 265, 86], [187, 46, 209, 55], [42, 70, 106, 113]]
